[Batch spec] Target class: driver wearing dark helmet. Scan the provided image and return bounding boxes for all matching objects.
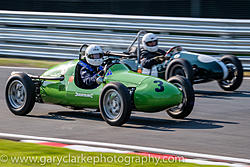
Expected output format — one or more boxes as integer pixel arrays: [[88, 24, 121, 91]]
[[140, 33, 166, 77], [78, 44, 104, 89]]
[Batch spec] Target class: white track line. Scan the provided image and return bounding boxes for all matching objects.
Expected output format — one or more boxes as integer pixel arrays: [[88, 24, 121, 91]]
[[21, 139, 49, 143], [20, 139, 247, 167], [244, 77, 250, 80], [0, 66, 47, 70], [0, 132, 250, 164], [65, 145, 130, 153], [21, 140, 129, 153], [20, 140, 247, 167]]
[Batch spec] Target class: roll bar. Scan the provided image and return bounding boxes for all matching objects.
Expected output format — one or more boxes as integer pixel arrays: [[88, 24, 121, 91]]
[[126, 30, 147, 71]]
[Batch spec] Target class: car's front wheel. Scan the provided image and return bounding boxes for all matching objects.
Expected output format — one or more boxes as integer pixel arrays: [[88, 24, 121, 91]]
[[5, 73, 35, 115], [165, 58, 193, 82], [166, 76, 195, 119], [218, 55, 243, 91], [99, 82, 131, 126]]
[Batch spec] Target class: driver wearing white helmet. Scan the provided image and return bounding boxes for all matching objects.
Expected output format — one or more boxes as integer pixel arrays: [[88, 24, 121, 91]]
[[140, 33, 166, 76], [78, 44, 104, 89]]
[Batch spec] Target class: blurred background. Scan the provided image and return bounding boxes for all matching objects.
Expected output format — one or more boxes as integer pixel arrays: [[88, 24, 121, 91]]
[[0, 0, 250, 70], [1, 1, 250, 165], [0, 0, 250, 18]]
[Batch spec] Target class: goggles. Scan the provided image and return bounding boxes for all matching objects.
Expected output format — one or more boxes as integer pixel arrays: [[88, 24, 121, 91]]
[[146, 40, 158, 47], [88, 53, 103, 59]]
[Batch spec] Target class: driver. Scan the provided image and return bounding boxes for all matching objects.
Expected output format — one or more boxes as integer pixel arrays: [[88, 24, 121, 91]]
[[140, 33, 166, 76], [78, 44, 104, 89]]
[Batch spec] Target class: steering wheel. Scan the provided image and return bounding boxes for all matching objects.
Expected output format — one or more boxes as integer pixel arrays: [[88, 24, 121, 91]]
[[102, 57, 120, 75], [166, 46, 183, 55]]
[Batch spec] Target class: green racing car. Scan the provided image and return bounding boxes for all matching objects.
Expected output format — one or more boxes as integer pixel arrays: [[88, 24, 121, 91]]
[[5, 44, 195, 126]]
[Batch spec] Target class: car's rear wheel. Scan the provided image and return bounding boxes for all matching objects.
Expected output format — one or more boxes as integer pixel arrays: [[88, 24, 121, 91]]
[[99, 82, 131, 126], [5, 73, 35, 115], [218, 55, 243, 91], [166, 76, 195, 119], [165, 58, 193, 82]]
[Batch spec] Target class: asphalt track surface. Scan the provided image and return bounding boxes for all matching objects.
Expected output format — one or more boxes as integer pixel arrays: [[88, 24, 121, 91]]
[[0, 67, 250, 159]]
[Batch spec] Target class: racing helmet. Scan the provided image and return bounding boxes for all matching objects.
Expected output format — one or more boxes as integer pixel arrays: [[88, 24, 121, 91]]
[[85, 44, 104, 66], [142, 33, 158, 52]]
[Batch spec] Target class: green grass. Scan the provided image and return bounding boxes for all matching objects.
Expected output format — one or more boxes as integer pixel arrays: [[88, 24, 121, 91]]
[[0, 57, 62, 69], [0, 139, 227, 167]]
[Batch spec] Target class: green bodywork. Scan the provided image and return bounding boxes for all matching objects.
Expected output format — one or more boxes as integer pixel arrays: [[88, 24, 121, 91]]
[[40, 60, 182, 112]]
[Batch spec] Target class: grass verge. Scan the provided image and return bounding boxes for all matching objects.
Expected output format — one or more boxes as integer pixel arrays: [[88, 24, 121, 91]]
[[0, 139, 226, 167], [0, 57, 62, 69]]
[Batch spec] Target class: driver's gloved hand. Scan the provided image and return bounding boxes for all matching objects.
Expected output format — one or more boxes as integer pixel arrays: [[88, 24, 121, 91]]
[[153, 56, 165, 63], [152, 56, 160, 62], [164, 53, 171, 60], [96, 76, 104, 84], [158, 56, 166, 62]]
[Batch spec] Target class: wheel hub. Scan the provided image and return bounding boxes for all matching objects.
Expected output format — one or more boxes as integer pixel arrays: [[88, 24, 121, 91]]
[[171, 66, 186, 78], [8, 80, 26, 109], [221, 63, 237, 87], [167, 83, 186, 114], [103, 89, 123, 120]]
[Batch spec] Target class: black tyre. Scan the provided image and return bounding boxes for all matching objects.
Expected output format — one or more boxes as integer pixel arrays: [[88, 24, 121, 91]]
[[99, 82, 132, 126], [166, 76, 195, 119], [165, 58, 193, 82], [218, 55, 243, 91], [5, 73, 35, 115]]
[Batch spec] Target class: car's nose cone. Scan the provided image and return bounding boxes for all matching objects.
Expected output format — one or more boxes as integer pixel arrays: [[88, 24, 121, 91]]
[[134, 78, 182, 112]]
